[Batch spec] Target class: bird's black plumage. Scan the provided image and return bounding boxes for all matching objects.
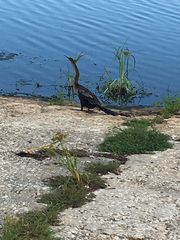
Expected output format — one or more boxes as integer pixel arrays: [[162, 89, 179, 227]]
[[65, 55, 118, 116]]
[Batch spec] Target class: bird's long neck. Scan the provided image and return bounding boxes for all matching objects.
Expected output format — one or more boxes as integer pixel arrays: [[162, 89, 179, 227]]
[[70, 59, 79, 86], [67, 58, 80, 94]]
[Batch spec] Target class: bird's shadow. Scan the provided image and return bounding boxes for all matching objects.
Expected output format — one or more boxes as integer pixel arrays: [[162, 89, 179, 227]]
[[68, 107, 101, 115]]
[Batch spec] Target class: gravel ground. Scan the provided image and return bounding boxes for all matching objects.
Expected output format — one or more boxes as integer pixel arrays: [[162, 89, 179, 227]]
[[0, 96, 180, 240]]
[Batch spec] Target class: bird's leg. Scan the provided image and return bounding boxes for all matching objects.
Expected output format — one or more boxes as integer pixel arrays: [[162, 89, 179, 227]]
[[81, 105, 83, 111]]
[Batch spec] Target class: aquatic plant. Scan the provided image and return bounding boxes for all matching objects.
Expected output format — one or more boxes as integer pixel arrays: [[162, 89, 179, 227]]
[[100, 43, 145, 106]]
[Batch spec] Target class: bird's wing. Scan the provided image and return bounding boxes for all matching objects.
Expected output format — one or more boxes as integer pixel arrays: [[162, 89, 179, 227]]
[[78, 85, 101, 105]]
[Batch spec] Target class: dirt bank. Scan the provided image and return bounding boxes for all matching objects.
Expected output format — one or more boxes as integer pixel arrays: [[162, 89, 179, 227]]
[[0, 96, 180, 239]]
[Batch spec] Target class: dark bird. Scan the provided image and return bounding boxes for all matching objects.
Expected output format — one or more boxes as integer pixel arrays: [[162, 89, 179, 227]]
[[65, 55, 118, 116]]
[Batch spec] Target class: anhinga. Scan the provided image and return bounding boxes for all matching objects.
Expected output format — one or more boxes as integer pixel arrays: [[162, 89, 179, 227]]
[[65, 55, 118, 116]]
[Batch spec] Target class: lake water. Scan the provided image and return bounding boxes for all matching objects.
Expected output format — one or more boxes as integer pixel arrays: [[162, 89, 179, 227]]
[[1, 0, 180, 105]]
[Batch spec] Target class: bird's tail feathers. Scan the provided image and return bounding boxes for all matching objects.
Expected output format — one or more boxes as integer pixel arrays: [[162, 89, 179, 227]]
[[99, 106, 118, 116]]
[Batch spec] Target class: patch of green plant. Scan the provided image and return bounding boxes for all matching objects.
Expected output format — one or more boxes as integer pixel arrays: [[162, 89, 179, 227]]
[[123, 118, 152, 128], [98, 126, 173, 155], [153, 87, 180, 118], [39, 173, 106, 211], [0, 170, 106, 240], [0, 210, 60, 240], [0, 173, 106, 240], [84, 161, 120, 175], [151, 116, 165, 124], [45, 173, 106, 191], [0, 132, 111, 240], [38, 180, 94, 210], [41, 132, 83, 183], [99, 42, 145, 106], [87, 173, 107, 190], [49, 90, 66, 105]]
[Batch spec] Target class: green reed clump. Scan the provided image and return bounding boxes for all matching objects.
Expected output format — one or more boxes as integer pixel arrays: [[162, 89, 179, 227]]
[[101, 43, 145, 106]]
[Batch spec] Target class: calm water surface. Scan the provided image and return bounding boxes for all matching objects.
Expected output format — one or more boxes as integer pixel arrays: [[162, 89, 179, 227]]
[[1, 0, 180, 105]]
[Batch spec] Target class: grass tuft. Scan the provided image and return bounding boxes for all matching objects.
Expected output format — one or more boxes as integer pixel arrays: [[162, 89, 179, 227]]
[[0, 210, 59, 240], [153, 87, 180, 118], [0, 129, 129, 240], [0, 170, 108, 240], [123, 118, 151, 128], [99, 119, 173, 155], [38, 174, 97, 211], [151, 116, 165, 124], [84, 161, 121, 175]]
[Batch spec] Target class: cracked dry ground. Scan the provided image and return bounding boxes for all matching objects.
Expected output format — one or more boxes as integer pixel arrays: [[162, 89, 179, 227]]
[[0, 96, 180, 240]]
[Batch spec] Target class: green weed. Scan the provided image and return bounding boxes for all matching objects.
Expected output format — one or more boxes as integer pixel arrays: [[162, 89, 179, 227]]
[[0, 171, 108, 240], [123, 118, 151, 128], [39, 173, 106, 210], [49, 90, 66, 105], [0, 168, 108, 240], [38, 176, 94, 210], [153, 87, 180, 118], [45, 173, 106, 192], [123, 117, 164, 127], [151, 116, 165, 124], [0, 133, 121, 240], [0, 210, 59, 240], [99, 121, 173, 155], [84, 161, 121, 175], [44, 132, 83, 183]]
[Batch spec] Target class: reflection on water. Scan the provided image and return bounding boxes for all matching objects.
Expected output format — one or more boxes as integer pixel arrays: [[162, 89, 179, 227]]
[[0, 0, 180, 105]]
